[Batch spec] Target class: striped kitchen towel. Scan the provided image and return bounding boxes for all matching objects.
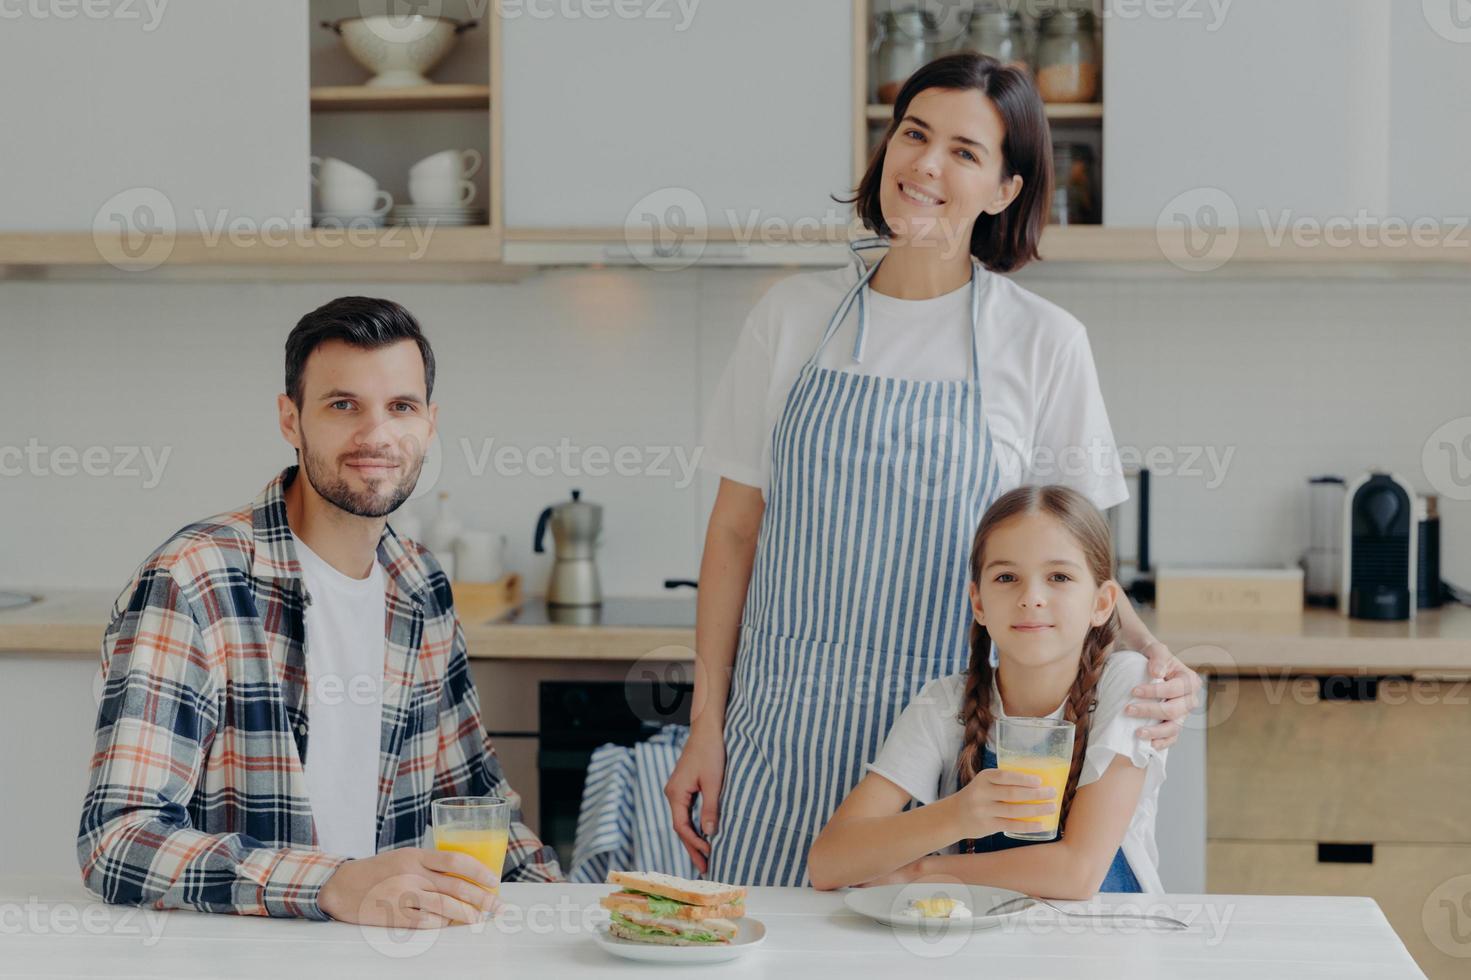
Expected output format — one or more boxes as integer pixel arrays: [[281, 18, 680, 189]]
[[568, 724, 703, 882]]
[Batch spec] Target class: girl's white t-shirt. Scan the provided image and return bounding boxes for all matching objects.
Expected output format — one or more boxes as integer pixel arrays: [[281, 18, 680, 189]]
[[865, 651, 1167, 894], [699, 261, 1129, 512]]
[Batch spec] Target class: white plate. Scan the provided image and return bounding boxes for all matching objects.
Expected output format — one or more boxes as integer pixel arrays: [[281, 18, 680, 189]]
[[313, 215, 386, 228], [592, 916, 766, 964], [843, 883, 1035, 930], [387, 218, 482, 227]]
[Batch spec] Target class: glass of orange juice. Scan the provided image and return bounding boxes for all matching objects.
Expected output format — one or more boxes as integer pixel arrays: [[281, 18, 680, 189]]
[[432, 796, 510, 894], [997, 717, 1074, 841]]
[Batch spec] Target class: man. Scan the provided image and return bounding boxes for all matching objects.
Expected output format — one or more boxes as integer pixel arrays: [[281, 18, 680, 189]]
[[78, 297, 560, 927]]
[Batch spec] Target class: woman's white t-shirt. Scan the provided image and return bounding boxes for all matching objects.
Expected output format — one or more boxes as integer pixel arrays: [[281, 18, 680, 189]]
[[699, 261, 1129, 512], [866, 651, 1167, 894]]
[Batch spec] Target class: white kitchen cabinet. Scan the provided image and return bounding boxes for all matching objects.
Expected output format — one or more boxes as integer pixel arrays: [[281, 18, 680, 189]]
[[500, 0, 855, 259], [1, 1, 309, 232], [1103, 0, 1393, 227], [1386, 3, 1471, 221]]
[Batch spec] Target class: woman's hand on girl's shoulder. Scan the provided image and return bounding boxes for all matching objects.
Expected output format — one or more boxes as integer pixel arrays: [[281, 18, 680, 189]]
[[947, 768, 1058, 842], [1128, 639, 1203, 750]]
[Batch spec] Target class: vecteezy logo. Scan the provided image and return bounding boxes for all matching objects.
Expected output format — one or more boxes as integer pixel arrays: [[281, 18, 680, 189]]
[[1424, 0, 1471, 43], [356, 0, 446, 41], [624, 187, 708, 270], [1423, 873, 1471, 959], [92, 187, 176, 272], [896, 411, 979, 504], [1423, 416, 1471, 501], [404, 430, 445, 503], [1156, 187, 1239, 273], [917, 0, 971, 46]]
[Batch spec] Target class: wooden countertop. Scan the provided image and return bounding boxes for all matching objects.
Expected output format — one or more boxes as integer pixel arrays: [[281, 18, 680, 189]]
[[4, 589, 1470, 674]]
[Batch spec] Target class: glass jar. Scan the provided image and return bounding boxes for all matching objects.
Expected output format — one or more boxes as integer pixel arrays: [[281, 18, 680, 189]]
[[1050, 141, 1099, 226], [928, 1, 977, 56], [1035, 9, 1100, 104], [960, 9, 1031, 72], [873, 8, 937, 104]]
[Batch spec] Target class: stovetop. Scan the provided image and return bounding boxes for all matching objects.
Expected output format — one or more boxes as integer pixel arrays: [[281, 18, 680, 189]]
[[490, 596, 697, 628]]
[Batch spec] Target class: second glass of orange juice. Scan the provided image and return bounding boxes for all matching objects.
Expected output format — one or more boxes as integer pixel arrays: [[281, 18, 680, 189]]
[[432, 796, 510, 894], [997, 717, 1075, 841]]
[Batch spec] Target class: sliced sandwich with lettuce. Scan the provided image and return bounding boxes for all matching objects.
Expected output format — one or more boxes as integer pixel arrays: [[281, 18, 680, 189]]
[[601, 871, 747, 946]]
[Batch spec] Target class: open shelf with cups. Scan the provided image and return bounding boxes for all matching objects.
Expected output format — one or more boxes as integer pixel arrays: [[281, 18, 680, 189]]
[[308, 2, 497, 248]]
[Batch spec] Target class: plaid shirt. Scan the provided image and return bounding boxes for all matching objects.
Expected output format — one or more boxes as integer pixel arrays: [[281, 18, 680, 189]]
[[78, 467, 561, 919]]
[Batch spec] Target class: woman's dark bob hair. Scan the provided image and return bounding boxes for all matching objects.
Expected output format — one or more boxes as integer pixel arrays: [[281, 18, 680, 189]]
[[844, 52, 1052, 274]]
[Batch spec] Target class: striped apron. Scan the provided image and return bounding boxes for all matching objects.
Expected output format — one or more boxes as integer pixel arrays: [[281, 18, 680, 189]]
[[708, 239, 1005, 886]]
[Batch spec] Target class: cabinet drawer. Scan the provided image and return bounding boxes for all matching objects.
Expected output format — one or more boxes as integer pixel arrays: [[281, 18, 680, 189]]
[[1207, 677, 1471, 844], [1208, 840, 1471, 980]]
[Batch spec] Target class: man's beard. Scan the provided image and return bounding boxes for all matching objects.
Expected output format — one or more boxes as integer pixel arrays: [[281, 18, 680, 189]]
[[299, 433, 424, 519]]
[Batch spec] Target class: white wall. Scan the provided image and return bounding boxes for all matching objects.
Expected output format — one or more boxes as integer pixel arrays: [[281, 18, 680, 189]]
[[1, 267, 1466, 595]]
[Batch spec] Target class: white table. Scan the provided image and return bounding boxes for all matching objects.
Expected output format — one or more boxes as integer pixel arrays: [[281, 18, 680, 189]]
[[0, 877, 1425, 979]]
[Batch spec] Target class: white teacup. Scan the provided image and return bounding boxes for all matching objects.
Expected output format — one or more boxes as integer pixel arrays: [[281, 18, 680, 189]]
[[409, 148, 482, 182], [409, 176, 476, 207], [312, 156, 391, 214], [312, 155, 377, 188], [320, 185, 393, 215]]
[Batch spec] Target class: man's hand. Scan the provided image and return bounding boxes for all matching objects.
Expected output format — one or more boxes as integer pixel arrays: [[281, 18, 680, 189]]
[[318, 848, 502, 928], [1131, 640, 1203, 750]]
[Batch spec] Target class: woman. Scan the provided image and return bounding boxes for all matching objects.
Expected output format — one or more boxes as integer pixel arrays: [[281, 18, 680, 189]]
[[666, 53, 1201, 887]]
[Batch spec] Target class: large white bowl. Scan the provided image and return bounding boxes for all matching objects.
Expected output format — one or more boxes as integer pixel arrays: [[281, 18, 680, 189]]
[[323, 15, 477, 88]]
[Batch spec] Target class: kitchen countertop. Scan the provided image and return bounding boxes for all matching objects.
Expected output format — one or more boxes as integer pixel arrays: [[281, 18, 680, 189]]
[[4, 588, 1471, 673], [0, 876, 1425, 979]]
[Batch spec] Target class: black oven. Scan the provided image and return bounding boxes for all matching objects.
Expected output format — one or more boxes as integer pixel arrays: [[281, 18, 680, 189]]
[[537, 678, 693, 872]]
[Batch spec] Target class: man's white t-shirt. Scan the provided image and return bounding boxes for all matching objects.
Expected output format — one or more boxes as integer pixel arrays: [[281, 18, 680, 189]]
[[700, 262, 1129, 512], [866, 651, 1167, 894], [292, 532, 386, 859]]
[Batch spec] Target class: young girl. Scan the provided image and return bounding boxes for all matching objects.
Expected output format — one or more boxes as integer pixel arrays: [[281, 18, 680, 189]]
[[807, 485, 1167, 897]]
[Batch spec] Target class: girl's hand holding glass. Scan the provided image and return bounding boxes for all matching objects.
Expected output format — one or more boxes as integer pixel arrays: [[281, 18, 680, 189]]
[[946, 767, 1058, 841]]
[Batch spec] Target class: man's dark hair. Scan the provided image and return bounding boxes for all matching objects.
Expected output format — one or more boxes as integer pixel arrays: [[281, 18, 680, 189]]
[[285, 296, 436, 407]]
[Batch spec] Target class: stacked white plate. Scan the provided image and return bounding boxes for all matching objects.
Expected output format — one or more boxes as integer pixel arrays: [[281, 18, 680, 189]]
[[389, 205, 487, 227], [313, 210, 387, 228]]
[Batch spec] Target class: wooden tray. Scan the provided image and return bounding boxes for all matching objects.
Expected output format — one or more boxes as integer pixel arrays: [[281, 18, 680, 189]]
[[451, 574, 523, 625]]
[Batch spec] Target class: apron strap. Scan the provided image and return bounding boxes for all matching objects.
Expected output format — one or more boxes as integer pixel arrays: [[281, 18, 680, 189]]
[[807, 239, 886, 369], [810, 243, 989, 385], [968, 257, 984, 385]]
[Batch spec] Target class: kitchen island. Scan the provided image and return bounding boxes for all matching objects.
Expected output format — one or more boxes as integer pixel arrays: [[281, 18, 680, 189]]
[[0, 875, 1428, 978]]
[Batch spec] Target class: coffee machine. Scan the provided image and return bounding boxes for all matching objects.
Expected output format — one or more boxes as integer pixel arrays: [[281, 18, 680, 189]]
[[1340, 471, 1417, 621], [533, 490, 603, 607]]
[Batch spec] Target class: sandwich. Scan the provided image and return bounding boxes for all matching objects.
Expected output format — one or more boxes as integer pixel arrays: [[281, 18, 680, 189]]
[[600, 870, 747, 946]]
